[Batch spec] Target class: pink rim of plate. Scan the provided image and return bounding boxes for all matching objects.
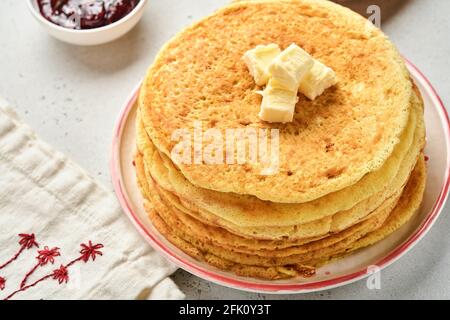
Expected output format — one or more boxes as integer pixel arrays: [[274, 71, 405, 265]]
[[110, 59, 450, 293]]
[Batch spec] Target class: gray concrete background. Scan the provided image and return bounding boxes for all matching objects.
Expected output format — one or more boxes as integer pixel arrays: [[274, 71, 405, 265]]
[[0, 0, 449, 299]]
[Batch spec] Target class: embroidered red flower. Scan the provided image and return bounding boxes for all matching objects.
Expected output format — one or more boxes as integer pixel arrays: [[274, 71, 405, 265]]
[[1, 233, 40, 270], [52, 265, 69, 284], [20, 246, 61, 289], [80, 241, 104, 262], [18, 233, 39, 249], [37, 247, 60, 266], [0, 277, 6, 291], [3, 237, 104, 300]]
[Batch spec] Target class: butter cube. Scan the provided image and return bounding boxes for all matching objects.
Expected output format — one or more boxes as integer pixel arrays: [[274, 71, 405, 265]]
[[299, 60, 338, 100], [257, 79, 299, 123], [268, 43, 314, 91], [243, 44, 281, 86]]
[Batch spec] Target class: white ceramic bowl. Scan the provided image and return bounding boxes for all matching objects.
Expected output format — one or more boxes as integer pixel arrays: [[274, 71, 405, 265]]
[[27, 0, 148, 46]]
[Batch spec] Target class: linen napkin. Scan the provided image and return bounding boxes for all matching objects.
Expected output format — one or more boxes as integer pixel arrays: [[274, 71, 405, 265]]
[[0, 97, 184, 300]]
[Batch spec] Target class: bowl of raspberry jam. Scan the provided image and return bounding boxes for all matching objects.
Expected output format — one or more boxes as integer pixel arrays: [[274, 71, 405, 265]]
[[27, 0, 148, 45]]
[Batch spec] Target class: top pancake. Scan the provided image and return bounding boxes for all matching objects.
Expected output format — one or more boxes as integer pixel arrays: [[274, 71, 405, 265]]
[[140, 0, 412, 203], [136, 90, 424, 236]]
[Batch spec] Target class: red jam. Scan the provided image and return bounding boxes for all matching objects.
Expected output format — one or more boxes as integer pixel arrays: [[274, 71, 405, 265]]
[[37, 0, 140, 30]]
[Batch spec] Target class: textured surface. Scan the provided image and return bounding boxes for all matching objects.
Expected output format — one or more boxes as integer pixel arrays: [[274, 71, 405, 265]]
[[325, 156, 427, 260], [135, 150, 424, 279], [140, 0, 412, 203], [1, 0, 449, 300], [135, 87, 425, 278], [136, 93, 423, 237]]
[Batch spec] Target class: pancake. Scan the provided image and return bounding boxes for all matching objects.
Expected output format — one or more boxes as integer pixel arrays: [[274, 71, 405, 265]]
[[147, 201, 391, 267], [137, 91, 421, 228], [346, 157, 427, 251], [139, 0, 412, 203], [138, 154, 315, 252], [144, 207, 307, 280], [135, 92, 424, 240], [309, 155, 427, 267], [136, 152, 401, 258], [138, 157, 394, 266], [136, 154, 426, 279], [145, 147, 408, 241], [133, 0, 428, 280]]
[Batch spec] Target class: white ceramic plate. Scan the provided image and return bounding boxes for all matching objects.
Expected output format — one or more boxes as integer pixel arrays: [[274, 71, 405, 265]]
[[110, 60, 450, 294]]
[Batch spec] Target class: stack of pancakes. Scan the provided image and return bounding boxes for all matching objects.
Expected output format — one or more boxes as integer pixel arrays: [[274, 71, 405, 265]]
[[135, 0, 427, 280]]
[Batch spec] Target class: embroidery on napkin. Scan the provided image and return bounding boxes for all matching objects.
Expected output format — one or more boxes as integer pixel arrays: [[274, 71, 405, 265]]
[[0, 233, 104, 300]]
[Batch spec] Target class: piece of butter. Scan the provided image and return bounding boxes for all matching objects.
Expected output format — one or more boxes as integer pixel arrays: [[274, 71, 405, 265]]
[[268, 43, 314, 91], [299, 60, 338, 100], [244, 42, 338, 124], [243, 44, 281, 86], [257, 79, 299, 123]]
